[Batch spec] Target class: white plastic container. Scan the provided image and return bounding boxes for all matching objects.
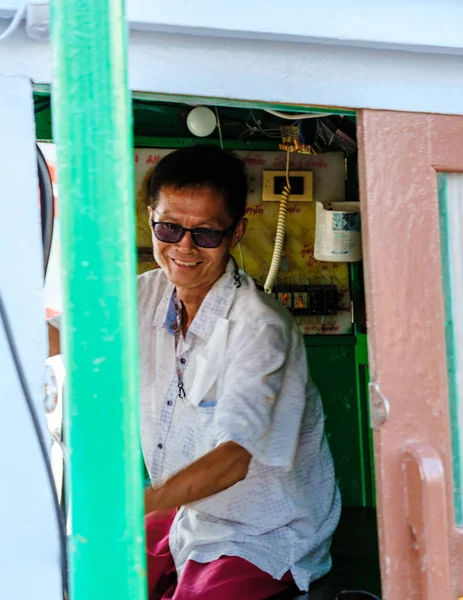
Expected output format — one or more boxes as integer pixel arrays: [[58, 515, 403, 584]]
[[314, 201, 362, 262]]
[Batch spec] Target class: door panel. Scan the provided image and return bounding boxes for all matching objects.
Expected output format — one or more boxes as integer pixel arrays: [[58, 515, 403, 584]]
[[357, 111, 463, 599]]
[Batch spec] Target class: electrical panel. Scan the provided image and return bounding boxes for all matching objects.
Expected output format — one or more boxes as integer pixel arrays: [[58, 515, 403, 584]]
[[273, 283, 339, 317]]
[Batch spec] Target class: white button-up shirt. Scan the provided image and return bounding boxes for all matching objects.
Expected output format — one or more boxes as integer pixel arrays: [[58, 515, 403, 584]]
[[138, 260, 341, 592]]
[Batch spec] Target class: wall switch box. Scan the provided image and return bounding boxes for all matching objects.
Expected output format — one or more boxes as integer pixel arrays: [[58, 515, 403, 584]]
[[262, 170, 313, 202]]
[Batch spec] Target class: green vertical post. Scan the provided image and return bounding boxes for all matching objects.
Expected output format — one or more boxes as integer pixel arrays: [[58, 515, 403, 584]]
[[50, 2, 146, 599]]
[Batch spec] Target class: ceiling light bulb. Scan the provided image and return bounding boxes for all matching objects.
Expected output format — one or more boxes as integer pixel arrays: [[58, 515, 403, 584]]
[[186, 106, 217, 137]]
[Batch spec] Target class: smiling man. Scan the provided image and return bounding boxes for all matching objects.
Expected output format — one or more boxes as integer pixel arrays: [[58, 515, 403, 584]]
[[139, 145, 341, 600]]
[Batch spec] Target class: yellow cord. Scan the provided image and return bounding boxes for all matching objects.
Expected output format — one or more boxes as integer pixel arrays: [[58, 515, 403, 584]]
[[264, 148, 291, 294]]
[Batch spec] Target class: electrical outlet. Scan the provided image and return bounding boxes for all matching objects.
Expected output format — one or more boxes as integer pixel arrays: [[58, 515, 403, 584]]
[[294, 292, 308, 310], [309, 289, 325, 315], [262, 170, 313, 202], [325, 286, 339, 314], [275, 283, 339, 316], [277, 291, 293, 309]]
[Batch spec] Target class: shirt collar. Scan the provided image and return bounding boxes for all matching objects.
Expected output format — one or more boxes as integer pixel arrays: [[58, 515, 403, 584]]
[[151, 258, 238, 341], [152, 276, 175, 332], [165, 292, 178, 337], [188, 259, 237, 341]]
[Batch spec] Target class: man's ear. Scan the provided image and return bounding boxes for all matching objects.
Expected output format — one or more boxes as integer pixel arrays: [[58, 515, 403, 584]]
[[230, 218, 247, 250]]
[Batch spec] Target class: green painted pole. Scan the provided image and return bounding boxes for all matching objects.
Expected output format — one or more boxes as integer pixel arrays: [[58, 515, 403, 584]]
[[50, 2, 146, 599]]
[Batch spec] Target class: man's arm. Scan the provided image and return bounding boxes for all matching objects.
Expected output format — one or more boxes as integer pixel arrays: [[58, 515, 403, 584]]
[[144, 441, 251, 513], [48, 322, 61, 356]]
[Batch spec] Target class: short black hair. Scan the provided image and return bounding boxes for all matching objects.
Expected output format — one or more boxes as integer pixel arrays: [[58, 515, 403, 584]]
[[147, 145, 248, 222]]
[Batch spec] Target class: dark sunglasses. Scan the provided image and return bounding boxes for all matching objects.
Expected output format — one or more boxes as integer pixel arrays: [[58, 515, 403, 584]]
[[151, 220, 236, 249]]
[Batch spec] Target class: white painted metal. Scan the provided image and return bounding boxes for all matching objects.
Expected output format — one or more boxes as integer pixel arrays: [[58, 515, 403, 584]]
[[2, 22, 463, 116], [0, 75, 61, 600], [2, 0, 463, 55], [124, 31, 463, 115], [126, 0, 463, 56]]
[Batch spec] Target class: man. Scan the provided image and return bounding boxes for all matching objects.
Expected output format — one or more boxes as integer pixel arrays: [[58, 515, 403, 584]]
[[50, 145, 340, 599], [140, 145, 340, 599]]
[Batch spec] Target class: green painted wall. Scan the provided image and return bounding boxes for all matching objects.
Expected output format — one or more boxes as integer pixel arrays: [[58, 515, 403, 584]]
[[306, 338, 373, 507]]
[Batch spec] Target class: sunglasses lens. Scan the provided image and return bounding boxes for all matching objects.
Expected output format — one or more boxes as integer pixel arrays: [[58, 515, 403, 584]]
[[192, 229, 223, 248], [153, 222, 227, 248], [154, 223, 183, 243]]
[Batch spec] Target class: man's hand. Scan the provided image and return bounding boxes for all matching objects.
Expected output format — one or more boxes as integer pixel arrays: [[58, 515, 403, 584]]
[[144, 441, 251, 513]]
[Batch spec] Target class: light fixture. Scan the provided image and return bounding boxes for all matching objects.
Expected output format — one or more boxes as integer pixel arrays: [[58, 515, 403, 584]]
[[186, 106, 217, 137]]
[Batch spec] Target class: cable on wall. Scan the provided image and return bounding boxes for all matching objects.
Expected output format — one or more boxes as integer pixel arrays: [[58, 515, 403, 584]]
[[0, 3, 27, 42], [264, 108, 333, 120]]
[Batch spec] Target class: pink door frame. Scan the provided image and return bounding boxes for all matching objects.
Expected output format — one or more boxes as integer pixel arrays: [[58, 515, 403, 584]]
[[358, 110, 463, 599]]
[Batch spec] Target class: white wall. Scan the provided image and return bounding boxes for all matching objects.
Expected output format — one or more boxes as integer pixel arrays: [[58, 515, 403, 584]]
[[126, 0, 463, 55], [126, 30, 463, 115], [2, 0, 463, 54], [2, 4, 463, 116], [0, 76, 61, 600]]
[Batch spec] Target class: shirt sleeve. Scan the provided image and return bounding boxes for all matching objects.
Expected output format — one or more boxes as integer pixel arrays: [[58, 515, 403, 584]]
[[213, 321, 308, 471]]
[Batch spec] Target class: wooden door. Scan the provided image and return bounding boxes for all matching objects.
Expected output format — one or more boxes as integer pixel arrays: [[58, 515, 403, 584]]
[[358, 111, 463, 599]]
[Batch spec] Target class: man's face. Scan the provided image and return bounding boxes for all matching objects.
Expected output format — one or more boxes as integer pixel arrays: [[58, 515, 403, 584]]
[[148, 185, 245, 293]]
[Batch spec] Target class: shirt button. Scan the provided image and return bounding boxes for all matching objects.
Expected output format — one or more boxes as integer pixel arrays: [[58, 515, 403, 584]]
[[157, 443, 163, 449], [180, 358, 186, 365], [167, 400, 173, 406]]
